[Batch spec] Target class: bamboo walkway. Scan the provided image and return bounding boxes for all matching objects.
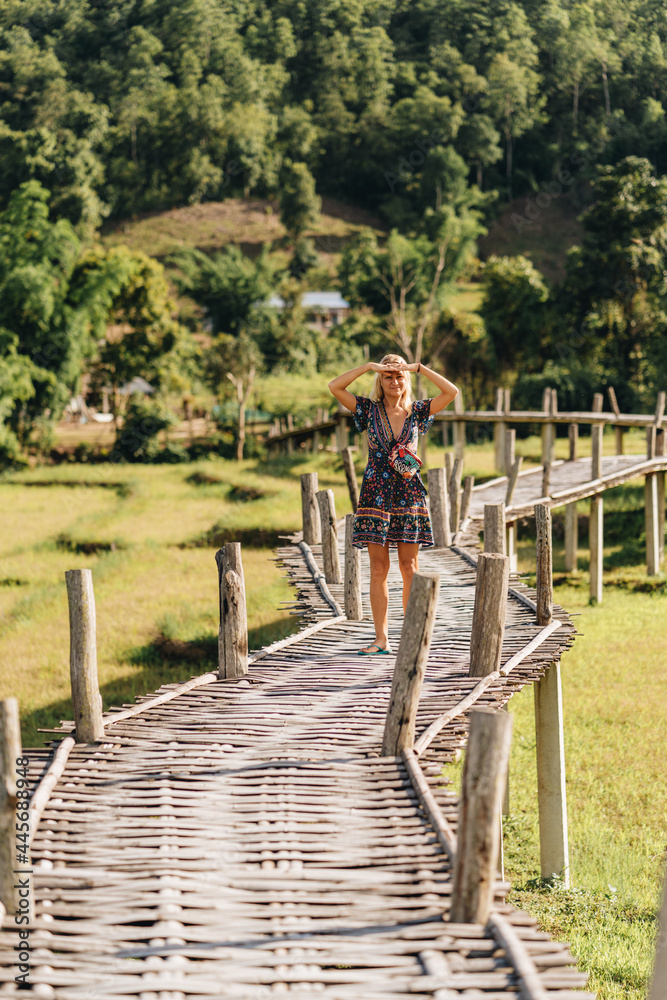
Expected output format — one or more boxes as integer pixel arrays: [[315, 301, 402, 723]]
[[0, 528, 593, 999]]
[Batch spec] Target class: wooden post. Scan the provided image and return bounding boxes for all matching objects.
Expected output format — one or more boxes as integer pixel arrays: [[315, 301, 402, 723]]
[[650, 869, 667, 1000], [450, 709, 513, 924], [655, 390, 666, 428], [564, 502, 578, 572], [300, 472, 321, 545], [657, 430, 665, 566], [614, 426, 624, 455], [646, 473, 660, 576], [444, 450, 453, 485], [335, 408, 349, 453], [647, 425, 657, 460], [568, 423, 578, 461], [591, 393, 603, 480], [215, 543, 248, 678], [504, 428, 515, 477], [453, 390, 465, 461], [541, 388, 555, 465], [65, 569, 104, 743], [534, 661, 570, 885], [316, 489, 342, 585], [382, 573, 440, 755], [494, 388, 505, 473], [609, 386, 624, 454], [535, 504, 553, 625], [1, 698, 22, 916], [427, 468, 451, 548], [541, 462, 551, 498], [344, 514, 363, 620], [469, 552, 510, 678], [589, 494, 603, 604], [505, 456, 523, 506], [506, 521, 517, 573], [484, 502, 505, 555], [341, 446, 359, 512], [459, 475, 475, 525], [449, 458, 462, 535]]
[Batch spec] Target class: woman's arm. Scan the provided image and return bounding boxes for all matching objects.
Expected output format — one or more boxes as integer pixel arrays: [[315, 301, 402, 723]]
[[328, 362, 380, 411], [407, 362, 458, 415]]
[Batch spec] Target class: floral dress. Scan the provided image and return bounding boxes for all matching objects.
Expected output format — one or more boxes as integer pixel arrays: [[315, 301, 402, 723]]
[[351, 395, 435, 549]]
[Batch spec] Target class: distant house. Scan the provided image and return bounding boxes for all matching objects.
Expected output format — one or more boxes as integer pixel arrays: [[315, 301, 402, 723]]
[[266, 291, 350, 328]]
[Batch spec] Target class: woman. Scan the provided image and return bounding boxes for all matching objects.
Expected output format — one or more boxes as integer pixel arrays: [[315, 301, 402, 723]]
[[328, 355, 458, 655]]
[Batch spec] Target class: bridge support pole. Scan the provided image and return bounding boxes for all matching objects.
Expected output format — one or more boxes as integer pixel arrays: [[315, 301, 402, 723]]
[[591, 393, 604, 480], [216, 543, 248, 678], [450, 709, 513, 924], [427, 468, 451, 548], [505, 521, 517, 573], [335, 409, 349, 453], [535, 504, 553, 626], [657, 429, 665, 566], [589, 495, 603, 604], [568, 423, 578, 461], [494, 388, 505, 473], [316, 489, 342, 585], [459, 475, 475, 528], [505, 456, 522, 506], [483, 502, 505, 555], [65, 569, 104, 743], [534, 661, 570, 886], [469, 553, 510, 678], [341, 447, 359, 512], [453, 390, 465, 462], [564, 502, 578, 572], [448, 458, 463, 535], [382, 573, 440, 756], [344, 514, 363, 621], [0, 697, 27, 918], [645, 473, 660, 577], [300, 473, 321, 546]]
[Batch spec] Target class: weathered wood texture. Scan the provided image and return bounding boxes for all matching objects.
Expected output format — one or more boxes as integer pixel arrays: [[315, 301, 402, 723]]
[[427, 467, 451, 547], [645, 473, 660, 576], [505, 456, 523, 506], [591, 393, 604, 480], [382, 573, 440, 755], [316, 489, 342, 585], [469, 553, 510, 677], [65, 568, 104, 743], [450, 709, 513, 924], [535, 504, 553, 626], [344, 514, 363, 621], [564, 502, 578, 573], [534, 661, 570, 885], [568, 423, 578, 461], [341, 447, 359, 512], [216, 543, 248, 678], [484, 502, 505, 555], [590, 495, 604, 604], [300, 472, 321, 545], [505, 428, 516, 477], [459, 475, 475, 525], [0, 698, 21, 914], [449, 458, 463, 534]]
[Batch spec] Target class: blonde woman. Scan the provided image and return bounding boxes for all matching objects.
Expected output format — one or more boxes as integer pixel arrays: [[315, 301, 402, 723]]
[[328, 355, 458, 655]]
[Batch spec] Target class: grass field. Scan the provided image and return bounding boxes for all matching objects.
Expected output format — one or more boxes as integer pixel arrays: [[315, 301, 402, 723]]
[[0, 432, 664, 999]]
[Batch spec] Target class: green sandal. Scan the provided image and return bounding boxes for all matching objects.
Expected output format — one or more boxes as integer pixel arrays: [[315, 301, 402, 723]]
[[358, 643, 392, 656]]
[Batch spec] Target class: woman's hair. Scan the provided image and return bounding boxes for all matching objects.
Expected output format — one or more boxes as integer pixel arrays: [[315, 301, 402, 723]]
[[369, 354, 414, 414]]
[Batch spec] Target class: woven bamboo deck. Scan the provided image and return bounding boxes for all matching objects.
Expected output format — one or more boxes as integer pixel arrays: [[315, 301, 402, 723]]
[[0, 528, 593, 999]]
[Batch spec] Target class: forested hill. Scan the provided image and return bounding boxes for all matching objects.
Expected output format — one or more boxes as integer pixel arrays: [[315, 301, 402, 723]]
[[3, 0, 667, 232]]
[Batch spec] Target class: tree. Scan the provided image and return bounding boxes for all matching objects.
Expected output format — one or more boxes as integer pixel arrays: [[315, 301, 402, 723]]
[[480, 255, 550, 374], [204, 331, 263, 460], [279, 161, 321, 240]]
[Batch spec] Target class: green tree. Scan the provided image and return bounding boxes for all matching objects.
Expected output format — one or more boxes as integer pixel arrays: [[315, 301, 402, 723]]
[[480, 255, 550, 374], [279, 161, 321, 240]]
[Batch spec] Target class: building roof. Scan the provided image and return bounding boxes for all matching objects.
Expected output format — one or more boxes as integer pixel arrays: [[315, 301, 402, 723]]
[[265, 292, 350, 311]]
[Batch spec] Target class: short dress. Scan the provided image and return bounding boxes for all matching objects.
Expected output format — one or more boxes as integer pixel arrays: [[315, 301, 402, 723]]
[[351, 395, 435, 549]]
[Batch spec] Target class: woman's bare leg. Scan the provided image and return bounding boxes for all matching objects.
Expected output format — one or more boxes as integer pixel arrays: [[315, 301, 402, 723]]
[[364, 542, 391, 650], [397, 542, 420, 613]]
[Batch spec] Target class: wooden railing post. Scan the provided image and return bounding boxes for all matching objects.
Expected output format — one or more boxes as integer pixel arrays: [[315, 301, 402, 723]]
[[568, 423, 578, 461], [341, 447, 359, 512], [65, 569, 104, 743], [607, 386, 624, 454], [591, 392, 604, 479], [344, 514, 363, 620], [541, 461, 551, 498], [1, 698, 22, 916], [450, 709, 513, 924], [589, 494, 603, 604], [459, 475, 475, 526], [494, 387, 505, 473], [504, 428, 515, 477], [449, 458, 463, 535], [646, 473, 660, 576], [483, 502, 505, 555], [335, 406, 349, 453], [506, 521, 517, 573], [535, 504, 553, 625], [541, 388, 555, 466], [382, 573, 440, 755], [505, 456, 522, 506], [427, 468, 451, 548], [216, 543, 248, 678], [316, 489, 342, 585], [657, 429, 665, 566], [453, 390, 465, 461], [300, 472, 321, 545], [534, 661, 570, 885], [564, 502, 578, 572], [469, 553, 510, 678], [647, 425, 657, 460]]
